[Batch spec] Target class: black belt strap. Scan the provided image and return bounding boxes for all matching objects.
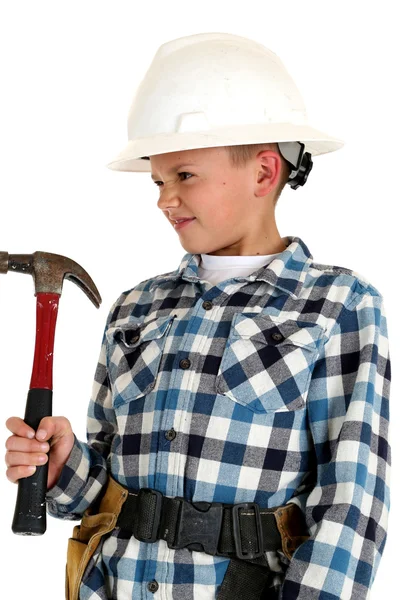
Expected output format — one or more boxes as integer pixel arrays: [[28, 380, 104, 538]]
[[217, 559, 279, 600], [116, 486, 283, 561]]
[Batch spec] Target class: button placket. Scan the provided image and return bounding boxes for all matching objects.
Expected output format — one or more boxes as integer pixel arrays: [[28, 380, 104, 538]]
[[159, 305, 211, 496]]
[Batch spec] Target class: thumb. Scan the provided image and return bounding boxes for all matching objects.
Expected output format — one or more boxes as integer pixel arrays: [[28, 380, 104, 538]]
[[35, 416, 72, 443]]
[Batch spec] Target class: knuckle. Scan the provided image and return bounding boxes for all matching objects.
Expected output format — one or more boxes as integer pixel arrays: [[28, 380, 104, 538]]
[[51, 416, 62, 431], [5, 451, 16, 467], [5, 436, 22, 452], [5, 468, 15, 483], [38, 416, 50, 429], [56, 415, 70, 428], [5, 417, 17, 432]]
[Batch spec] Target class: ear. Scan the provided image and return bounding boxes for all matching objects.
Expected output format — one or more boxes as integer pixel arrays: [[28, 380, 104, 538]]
[[254, 150, 281, 197]]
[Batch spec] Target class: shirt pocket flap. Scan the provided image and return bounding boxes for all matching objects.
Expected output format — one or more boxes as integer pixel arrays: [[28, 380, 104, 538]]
[[106, 315, 175, 348], [216, 313, 325, 413], [231, 313, 325, 350], [106, 314, 176, 407]]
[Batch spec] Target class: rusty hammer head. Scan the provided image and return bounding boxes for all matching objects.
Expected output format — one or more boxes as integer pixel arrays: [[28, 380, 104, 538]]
[[0, 251, 101, 307]]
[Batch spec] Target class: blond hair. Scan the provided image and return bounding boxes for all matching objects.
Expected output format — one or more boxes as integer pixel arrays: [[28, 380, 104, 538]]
[[223, 143, 291, 204]]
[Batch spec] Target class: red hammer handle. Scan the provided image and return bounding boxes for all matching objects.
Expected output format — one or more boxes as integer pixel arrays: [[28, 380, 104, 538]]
[[30, 293, 59, 389], [12, 293, 60, 535]]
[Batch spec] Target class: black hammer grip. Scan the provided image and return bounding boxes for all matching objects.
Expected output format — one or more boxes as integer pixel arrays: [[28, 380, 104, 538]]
[[12, 388, 52, 535]]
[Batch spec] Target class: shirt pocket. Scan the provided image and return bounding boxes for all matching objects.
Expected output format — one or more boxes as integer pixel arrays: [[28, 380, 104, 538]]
[[105, 314, 176, 408], [215, 313, 325, 413]]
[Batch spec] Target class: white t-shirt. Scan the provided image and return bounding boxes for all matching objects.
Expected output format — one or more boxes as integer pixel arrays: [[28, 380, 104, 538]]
[[198, 250, 284, 287]]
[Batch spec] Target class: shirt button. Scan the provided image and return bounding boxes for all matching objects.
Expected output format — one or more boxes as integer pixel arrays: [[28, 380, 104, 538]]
[[202, 300, 213, 310], [165, 428, 176, 441], [148, 580, 159, 593], [271, 332, 284, 342], [179, 358, 191, 369]]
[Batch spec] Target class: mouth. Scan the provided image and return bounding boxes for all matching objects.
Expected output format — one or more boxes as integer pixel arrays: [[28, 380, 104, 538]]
[[173, 217, 196, 230], [170, 216, 195, 223]]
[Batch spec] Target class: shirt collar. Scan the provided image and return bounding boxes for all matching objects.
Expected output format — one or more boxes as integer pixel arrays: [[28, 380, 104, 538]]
[[149, 235, 313, 299]]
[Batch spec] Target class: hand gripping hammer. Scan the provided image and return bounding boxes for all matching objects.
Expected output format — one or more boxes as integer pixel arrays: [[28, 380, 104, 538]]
[[0, 251, 101, 535]]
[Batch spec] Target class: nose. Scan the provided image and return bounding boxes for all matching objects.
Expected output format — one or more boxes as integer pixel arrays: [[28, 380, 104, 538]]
[[156, 174, 182, 213]]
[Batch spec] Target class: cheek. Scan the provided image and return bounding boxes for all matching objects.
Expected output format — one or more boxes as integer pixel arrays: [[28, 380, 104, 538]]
[[193, 180, 241, 222], [209, 198, 238, 225]]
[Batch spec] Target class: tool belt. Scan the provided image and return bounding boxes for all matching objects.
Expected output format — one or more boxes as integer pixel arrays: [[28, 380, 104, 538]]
[[65, 475, 310, 600]]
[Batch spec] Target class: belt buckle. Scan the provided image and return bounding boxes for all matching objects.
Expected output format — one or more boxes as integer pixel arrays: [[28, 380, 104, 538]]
[[133, 488, 163, 543], [232, 502, 264, 560], [168, 498, 224, 556]]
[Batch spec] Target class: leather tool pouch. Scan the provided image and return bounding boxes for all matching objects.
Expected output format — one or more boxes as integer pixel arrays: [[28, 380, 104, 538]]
[[274, 502, 310, 560], [65, 476, 128, 600]]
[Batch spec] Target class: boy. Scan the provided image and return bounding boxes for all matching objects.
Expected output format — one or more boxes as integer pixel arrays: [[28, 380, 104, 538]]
[[5, 33, 391, 600]]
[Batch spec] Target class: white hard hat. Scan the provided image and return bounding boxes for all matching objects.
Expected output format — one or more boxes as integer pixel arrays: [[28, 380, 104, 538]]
[[107, 32, 344, 187]]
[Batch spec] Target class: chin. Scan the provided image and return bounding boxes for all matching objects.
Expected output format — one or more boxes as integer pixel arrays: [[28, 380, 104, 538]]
[[179, 240, 209, 255]]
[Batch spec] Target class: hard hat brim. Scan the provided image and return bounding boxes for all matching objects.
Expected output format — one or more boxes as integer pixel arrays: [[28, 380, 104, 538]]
[[106, 123, 345, 172]]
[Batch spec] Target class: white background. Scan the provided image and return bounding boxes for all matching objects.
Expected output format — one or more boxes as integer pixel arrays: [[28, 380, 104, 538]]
[[0, 1, 398, 598]]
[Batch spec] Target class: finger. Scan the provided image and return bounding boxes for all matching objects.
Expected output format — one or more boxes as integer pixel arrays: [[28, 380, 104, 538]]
[[5, 450, 48, 469], [35, 416, 72, 442], [5, 435, 49, 453], [5, 417, 35, 440], [6, 465, 37, 483]]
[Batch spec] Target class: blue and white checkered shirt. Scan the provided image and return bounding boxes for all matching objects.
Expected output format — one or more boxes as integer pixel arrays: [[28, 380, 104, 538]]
[[46, 235, 391, 600]]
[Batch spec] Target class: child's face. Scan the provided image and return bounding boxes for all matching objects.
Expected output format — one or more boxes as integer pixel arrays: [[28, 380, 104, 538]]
[[149, 146, 286, 256]]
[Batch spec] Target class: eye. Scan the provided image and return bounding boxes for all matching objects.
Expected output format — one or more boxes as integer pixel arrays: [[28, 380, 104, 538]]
[[153, 172, 193, 187], [179, 171, 193, 181]]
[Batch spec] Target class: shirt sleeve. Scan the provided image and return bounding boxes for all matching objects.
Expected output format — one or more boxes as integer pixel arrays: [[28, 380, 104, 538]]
[[280, 292, 391, 600], [45, 298, 119, 521]]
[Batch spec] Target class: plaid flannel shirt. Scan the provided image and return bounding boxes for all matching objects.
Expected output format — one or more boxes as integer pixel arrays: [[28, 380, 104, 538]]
[[46, 235, 391, 600]]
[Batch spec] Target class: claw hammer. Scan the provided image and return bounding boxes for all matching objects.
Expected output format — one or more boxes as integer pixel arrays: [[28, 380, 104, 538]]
[[0, 251, 101, 535]]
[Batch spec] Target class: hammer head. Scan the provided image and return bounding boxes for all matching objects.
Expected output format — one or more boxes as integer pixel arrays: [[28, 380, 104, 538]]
[[0, 251, 101, 308]]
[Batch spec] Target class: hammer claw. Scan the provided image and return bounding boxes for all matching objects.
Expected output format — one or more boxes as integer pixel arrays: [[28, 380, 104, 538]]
[[65, 273, 101, 308], [0, 250, 102, 307]]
